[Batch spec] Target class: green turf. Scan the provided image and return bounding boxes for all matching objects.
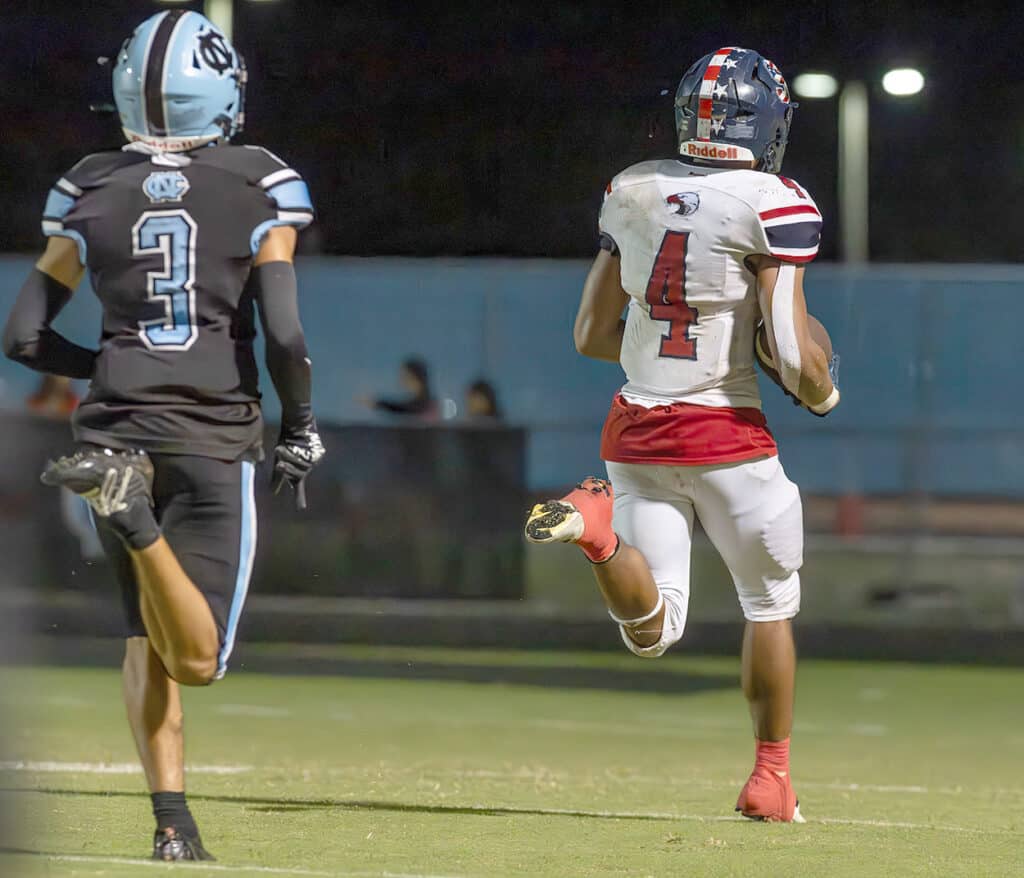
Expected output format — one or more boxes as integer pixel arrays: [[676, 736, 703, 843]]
[[1, 648, 1022, 877]]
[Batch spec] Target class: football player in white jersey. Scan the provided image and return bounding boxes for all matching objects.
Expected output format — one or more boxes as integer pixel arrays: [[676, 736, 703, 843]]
[[526, 47, 839, 822]]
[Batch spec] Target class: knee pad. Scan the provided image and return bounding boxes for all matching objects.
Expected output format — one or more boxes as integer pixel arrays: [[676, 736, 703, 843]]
[[761, 494, 804, 576], [613, 587, 688, 658], [739, 494, 803, 622]]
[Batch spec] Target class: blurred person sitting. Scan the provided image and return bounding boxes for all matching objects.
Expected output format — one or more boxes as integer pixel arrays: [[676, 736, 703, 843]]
[[363, 357, 437, 418], [464, 379, 502, 422]]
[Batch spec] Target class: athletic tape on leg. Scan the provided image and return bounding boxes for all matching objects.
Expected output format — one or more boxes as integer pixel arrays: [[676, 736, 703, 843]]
[[608, 592, 664, 627]]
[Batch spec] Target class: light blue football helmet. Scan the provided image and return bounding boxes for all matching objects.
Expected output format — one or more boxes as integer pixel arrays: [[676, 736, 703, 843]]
[[112, 9, 246, 151]]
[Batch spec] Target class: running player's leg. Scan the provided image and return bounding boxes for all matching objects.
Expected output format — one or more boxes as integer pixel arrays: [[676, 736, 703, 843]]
[[153, 456, 257, 684], [123, 638, 184, 793], [94, 521, 212, 860], [131, 538, 220, 684], [43, 448, 255, 685], [526, 466, 692, 653], [693, 455, 804, 821]]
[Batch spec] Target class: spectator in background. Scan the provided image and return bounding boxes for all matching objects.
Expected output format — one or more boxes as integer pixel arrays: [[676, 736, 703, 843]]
[[24, 375, 101, 560], [26, 374, 78, 419], [363, 357, 437, 418], [464, 379, 502, 422]]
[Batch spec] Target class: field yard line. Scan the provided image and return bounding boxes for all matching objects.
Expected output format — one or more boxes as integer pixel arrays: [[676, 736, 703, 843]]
[[815, 816, 1011, 835], [38, 853, 466, 878], [315, 766, 1024, 799], [0, 761, 251, 775], [502, 806, 1016, 835], [434, 715, 887, 738], [218, 704, 294, 718]]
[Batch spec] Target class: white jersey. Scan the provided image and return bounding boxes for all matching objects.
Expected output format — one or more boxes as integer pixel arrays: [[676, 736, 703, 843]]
[[599, 160, 822, 410]]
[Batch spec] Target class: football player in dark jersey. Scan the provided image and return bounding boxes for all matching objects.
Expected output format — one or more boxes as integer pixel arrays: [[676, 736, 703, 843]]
[[3, 10, 324, 861]]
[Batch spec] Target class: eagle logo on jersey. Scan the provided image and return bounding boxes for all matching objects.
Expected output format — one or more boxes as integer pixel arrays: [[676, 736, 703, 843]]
[[666, 192, 700, 216], [196, 30, 233, 76], [143, 171, 190, 204]]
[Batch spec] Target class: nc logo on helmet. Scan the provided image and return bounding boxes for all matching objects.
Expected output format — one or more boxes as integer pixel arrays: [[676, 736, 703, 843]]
[[667, 192, 700, 216], [143, 171, 190, 204], [196, 30, 234, 76]]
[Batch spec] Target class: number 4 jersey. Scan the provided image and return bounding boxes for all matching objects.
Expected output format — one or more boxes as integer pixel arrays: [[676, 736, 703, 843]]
[[597, 159, 821, 466], [42, 144, 314, 461]]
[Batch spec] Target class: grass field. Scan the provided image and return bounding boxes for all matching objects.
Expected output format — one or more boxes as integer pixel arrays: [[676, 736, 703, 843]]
[[1, 646, 1022, 877]]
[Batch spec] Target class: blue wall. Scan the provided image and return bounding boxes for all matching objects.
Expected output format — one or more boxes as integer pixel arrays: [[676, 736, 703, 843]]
[[1, 256, 1021, 495]]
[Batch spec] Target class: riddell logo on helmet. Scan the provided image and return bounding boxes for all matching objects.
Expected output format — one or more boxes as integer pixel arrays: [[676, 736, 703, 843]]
[[684, 142, 741, 160]]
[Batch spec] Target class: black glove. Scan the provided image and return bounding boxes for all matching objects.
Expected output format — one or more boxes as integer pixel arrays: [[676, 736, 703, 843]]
[[271, 423, 325, 510]]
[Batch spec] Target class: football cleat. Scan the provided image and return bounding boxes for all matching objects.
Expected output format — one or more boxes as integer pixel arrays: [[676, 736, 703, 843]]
[[41, 447, 159, 549], [525, 477, 617, 563], [152, 827, 216, 861], [735, 765, 805, 823], [524, 500, 585, 544]]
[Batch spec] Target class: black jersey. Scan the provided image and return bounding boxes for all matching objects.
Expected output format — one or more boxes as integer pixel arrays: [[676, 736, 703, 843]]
[[43, 144, 315, 461]]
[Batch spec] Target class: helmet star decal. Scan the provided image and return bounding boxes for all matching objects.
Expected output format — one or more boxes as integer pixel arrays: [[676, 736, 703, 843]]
[[674, 46, 796, 173]]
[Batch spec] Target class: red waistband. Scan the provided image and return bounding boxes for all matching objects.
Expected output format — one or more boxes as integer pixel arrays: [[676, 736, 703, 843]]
[[600, 394, 777, 466]]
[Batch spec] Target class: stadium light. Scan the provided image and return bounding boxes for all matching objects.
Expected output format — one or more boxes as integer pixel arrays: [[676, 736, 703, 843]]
[[791, 67, 924, 263], [792, 73, 839, 100], [882, 68, 926, 96], [204, 0, 233, 39]]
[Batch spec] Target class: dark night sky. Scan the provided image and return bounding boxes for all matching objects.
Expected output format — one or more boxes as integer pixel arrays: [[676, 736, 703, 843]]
[[2, 1, 1022, 260]]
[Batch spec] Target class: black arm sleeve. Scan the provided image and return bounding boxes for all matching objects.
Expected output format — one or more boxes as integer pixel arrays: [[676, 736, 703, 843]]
[[251, 261, 314, 432], [2, 268, 97, 378]]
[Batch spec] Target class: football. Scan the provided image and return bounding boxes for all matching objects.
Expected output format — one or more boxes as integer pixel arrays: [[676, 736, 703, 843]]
[[754, 315, 832, 390]]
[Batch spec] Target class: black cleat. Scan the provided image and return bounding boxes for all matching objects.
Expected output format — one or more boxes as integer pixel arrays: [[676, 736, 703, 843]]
[[152, 827, 216, 862], [41, 447, 160, 549]]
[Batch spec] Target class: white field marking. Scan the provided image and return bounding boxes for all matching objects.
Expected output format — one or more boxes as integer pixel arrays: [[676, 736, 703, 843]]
[[321, 765, 1024, 800], [848, 723, 888, 737], [415, 713, 888, 741], [217, 703, 293, 718], [465, 805, 1018, 836], [0, 761, 251, 775], [814, 816, 1016, 835], [13, 694, 93, 708], [32, 854, 466, 878], [858, 687, 888, 701]]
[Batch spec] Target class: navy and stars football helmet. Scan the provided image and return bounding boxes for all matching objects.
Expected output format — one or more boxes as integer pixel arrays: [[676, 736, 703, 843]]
[[674, 47, 796, 173], [112, 10, 247, 152]]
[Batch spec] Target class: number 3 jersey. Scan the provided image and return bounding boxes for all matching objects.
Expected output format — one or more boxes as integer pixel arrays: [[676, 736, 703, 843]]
[[42, 144, 314, 461], [597, 159, 821, 465]]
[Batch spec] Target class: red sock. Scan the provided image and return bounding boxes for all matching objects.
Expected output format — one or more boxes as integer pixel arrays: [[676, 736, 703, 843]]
[[755, 737, 790, 775], [564, 480, 618, 564], [578, 531, 618, 564]]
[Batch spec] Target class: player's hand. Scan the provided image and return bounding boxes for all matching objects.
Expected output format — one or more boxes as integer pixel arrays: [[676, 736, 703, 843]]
[[271, 423, 325, 510]]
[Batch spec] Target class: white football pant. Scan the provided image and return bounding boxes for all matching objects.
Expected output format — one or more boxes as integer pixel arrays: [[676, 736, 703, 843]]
[[605, 456, 803, 658]]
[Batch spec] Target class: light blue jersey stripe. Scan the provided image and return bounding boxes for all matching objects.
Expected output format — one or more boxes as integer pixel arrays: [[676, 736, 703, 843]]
[[44, 188, 78, 221], [215, 461, 257, 679], [266, 179, 314, 212]]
